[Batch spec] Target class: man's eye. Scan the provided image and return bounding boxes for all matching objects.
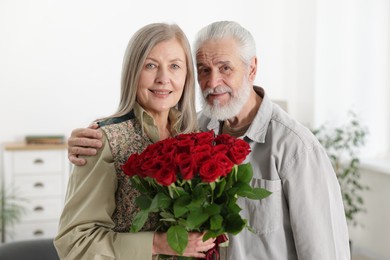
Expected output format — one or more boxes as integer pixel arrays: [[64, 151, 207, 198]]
[[197, 67, 209, 75], [221, 66, 231, 72]]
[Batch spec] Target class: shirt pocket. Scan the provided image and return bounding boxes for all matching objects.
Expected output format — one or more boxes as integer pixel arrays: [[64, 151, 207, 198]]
[[239, 178, 283, 236]]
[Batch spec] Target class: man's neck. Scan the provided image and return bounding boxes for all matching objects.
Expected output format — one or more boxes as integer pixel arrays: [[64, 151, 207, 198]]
[[226, 89, 262, 128]]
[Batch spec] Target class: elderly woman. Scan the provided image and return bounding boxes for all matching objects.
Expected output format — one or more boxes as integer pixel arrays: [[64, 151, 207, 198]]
[[54, 23, 215, 260]]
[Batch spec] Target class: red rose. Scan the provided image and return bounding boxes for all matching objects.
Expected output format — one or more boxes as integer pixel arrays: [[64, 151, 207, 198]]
[[141, 142, 162, 161], [176, 139, 195, 153], [155, 167, 177, 186], [175, 153, 196, 180], [199, 159, 225, 183], [213, 153, 234, 176], [227, 139, 251, 164], [213, 144, 229, 155], [175, 132, 194, 141], [191, 144, 212, 154], [214, 134, 236, 145], [194, 131, 215, 146], [160, 139, 178, 154], [193, 151, 211, 171], [140, 157, 160, 177], [141, 153, 173, 178], [121, 153, 141, 177]]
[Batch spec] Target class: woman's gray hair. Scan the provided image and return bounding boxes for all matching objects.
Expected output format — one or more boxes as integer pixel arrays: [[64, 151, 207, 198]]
[[193, 21, 256, 66], [105, 23, 197, 133]]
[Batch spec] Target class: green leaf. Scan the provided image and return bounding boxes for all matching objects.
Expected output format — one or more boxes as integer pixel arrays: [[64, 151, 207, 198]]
[[150, 192, 171, 212], [187, 186, 207, 210], [234, 182, 252, 196], [215, 179, 226, 198], [237, 163, 253, 183], [135, 195, 152, 210], [225, 213, 245, 235], [225, 167, 235, 189], [130, 210, 149, 233], [204, 203, 221, 216], [210, 214, 223, 230], [174, 195, 191, 218], [186, 210, 209, 229], [160, 211, 174, 219], [160, 211, 176, 222], [167, 225, 188, 255], [130, 176, 149, 194], [203, 230, 220, 241], [226, 197, 241, 214], [246, 188, 272, 200]]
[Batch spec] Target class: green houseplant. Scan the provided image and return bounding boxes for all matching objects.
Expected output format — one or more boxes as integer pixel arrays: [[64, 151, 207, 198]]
[[0, 186, 25, 242], [312, 111, 369, 226]]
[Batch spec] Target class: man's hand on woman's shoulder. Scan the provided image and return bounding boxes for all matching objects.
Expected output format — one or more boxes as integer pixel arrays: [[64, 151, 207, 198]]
[[68, 123, 103, 166]]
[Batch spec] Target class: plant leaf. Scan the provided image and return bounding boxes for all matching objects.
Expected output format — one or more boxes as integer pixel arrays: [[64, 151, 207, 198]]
[[236, 163, 253, 183], [150, 192, 171, 212], [135, 195, 152, 210], [186, 210, 209, 229], [225, 213, 245, 235], [173, 195, 191, 218], [204, 203, 221, 216], [242, 187, 272, 200], [215, 179, 226, 198], [130, 210, 149, 233], [167, 225, 188, 255], [210, 214, 223, 230]]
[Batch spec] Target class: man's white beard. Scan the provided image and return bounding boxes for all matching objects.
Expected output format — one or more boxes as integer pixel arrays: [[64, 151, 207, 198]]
[[201, 78, 251, 121]]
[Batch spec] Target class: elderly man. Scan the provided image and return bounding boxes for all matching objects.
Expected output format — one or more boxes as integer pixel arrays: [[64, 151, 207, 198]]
[[67, 21, 350, 259]]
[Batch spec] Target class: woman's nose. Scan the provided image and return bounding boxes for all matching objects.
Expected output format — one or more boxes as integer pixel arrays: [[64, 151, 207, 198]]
[[156, 68, 170, 85]]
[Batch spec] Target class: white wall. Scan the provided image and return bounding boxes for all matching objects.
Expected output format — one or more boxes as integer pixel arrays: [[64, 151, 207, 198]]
[[349, 167, 390, 259], [314, 0, 390, 158], [0, 0, 317, 145]]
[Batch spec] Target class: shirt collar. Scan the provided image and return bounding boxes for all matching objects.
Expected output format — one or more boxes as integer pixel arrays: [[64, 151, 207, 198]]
[[133, 102, 182, 142], [245, 86, 271, 143]]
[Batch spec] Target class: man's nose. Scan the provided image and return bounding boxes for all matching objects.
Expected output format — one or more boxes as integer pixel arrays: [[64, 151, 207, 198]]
[[207, 71, 221, 88]]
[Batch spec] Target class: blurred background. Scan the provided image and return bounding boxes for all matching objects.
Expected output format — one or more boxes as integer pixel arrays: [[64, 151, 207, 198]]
[[0, 0, 389, 259]]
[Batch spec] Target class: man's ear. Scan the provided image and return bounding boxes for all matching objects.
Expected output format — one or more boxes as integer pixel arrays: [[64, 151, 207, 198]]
[[248, 56, 257, 82]]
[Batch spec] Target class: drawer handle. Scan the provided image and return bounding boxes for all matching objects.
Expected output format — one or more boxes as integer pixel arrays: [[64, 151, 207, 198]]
[[33, 206, 44, 212], [34, 182, 44, 188], [33, 230, 44, 236], [33, 158, 44, 164]]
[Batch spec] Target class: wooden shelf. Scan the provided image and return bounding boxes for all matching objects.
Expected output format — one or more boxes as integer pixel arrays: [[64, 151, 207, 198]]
[[3, 142, 67, 151]]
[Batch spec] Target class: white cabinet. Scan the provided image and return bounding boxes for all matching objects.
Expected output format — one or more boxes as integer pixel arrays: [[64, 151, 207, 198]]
[[2, 143, 70, 242]]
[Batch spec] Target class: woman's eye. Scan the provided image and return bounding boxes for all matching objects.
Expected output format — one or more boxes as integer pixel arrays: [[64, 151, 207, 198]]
[[146, 63, 156, 69], [171, 64, 180, 69]]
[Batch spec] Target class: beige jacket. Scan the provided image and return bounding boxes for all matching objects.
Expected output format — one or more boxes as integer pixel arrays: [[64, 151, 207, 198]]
[[55, 105, 181, 260]]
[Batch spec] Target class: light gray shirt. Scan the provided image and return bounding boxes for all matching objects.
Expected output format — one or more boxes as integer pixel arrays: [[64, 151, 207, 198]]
[[198, 87, 350, 260]]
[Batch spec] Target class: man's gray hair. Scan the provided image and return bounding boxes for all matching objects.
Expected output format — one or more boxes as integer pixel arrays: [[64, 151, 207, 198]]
[[193, 21, 256, 65]]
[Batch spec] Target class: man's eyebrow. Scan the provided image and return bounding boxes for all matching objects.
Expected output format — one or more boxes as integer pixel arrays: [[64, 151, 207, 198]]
[[197, 60, 231, 68], [217, 60, 231, 66]]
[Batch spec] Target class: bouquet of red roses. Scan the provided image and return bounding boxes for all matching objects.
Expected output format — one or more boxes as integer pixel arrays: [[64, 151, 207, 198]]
[[122, 131, 271, 258]]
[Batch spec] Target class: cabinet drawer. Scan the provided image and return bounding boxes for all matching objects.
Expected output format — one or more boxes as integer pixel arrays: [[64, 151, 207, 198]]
[[9, 221, 59, 242], [14, 175, 63, 197], [13, 150, 64, 174], [20, 197, 63, 222]]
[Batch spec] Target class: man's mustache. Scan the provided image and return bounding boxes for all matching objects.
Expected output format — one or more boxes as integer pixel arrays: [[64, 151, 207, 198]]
[[202, 86, 232, 98]]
